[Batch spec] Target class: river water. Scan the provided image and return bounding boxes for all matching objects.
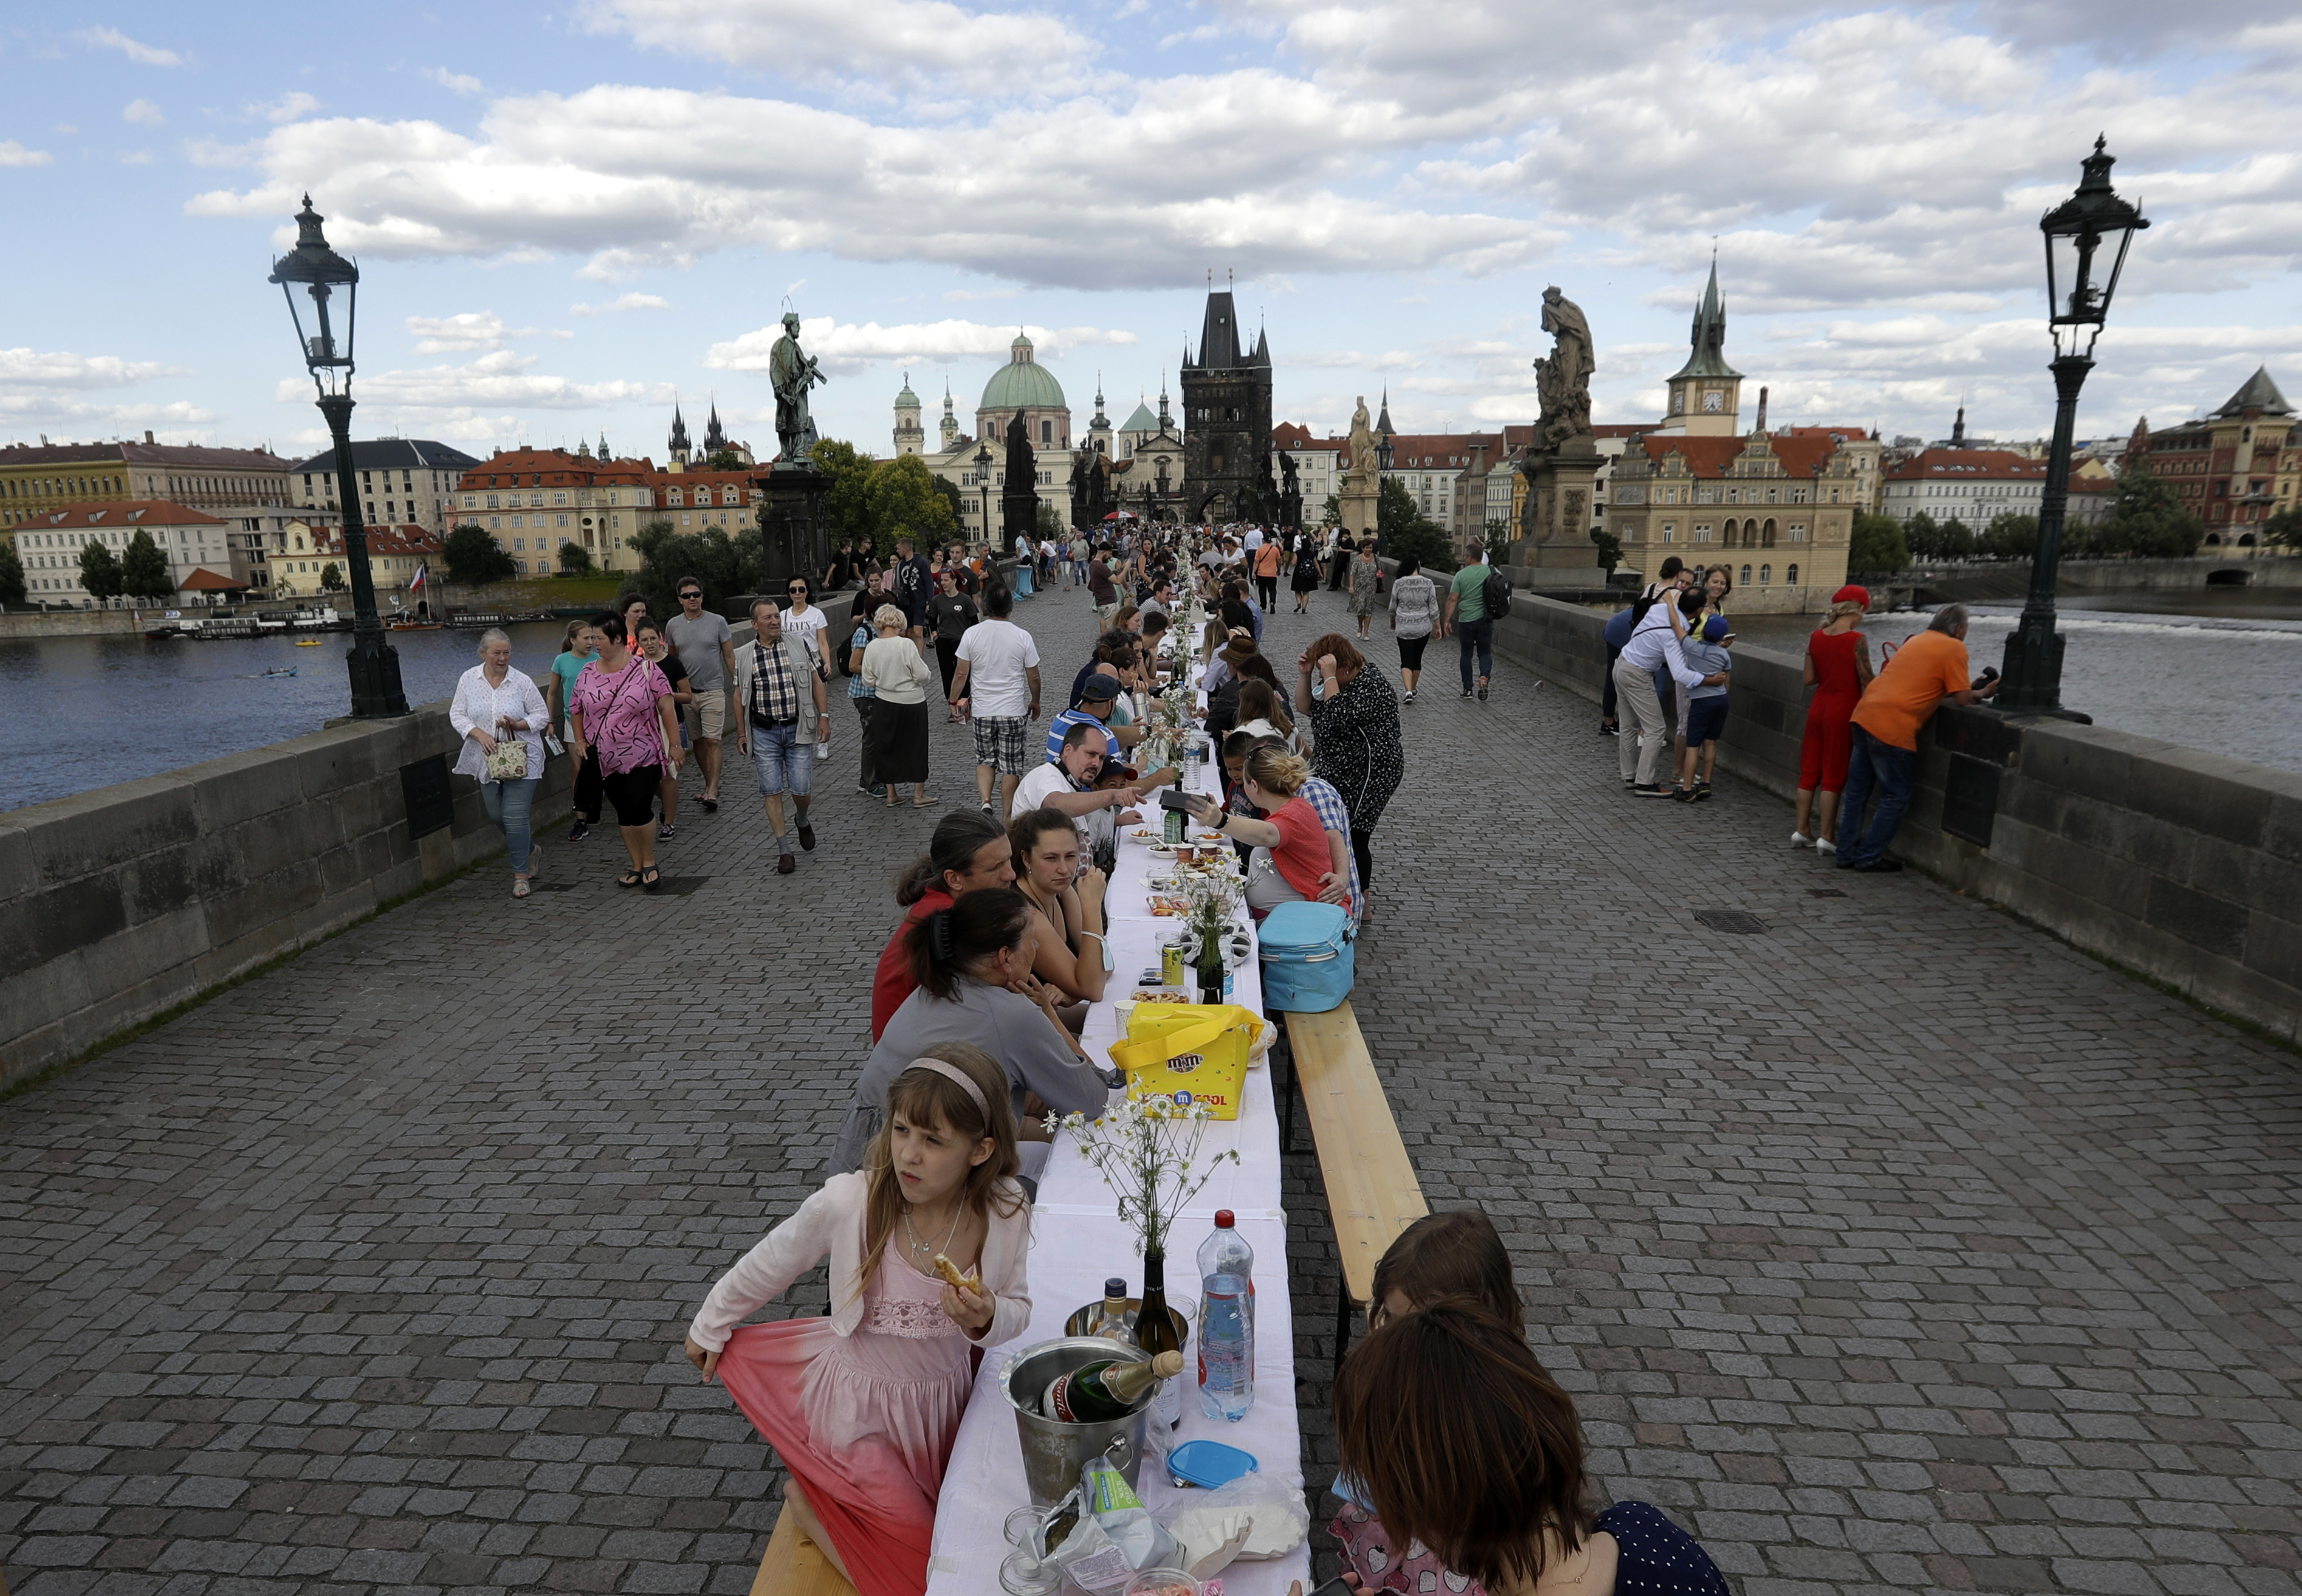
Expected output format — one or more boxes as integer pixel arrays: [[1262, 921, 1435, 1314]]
[[5, 593, 2300, 812], [2, 622, 571, 813]]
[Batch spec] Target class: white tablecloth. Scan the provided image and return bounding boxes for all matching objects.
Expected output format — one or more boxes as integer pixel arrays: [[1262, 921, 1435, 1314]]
[[926, 720, 1310, 1594]]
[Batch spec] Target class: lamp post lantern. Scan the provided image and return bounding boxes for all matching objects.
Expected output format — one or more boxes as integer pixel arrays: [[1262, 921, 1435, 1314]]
[[974, 442, 994, 545], [1998, 137, 2148, 714], [269, 195, 407, 718]]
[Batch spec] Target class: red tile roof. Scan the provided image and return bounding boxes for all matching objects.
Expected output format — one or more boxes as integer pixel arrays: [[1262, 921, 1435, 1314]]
[[179, 567, 249, 591], [1881, 449, 2047, 481], [306, 523, 444, 557], [1628, 434, 1858, 478]]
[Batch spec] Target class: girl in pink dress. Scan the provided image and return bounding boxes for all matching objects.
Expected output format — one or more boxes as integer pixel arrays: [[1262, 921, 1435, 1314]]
[[685, 1043, 1032, 1596]]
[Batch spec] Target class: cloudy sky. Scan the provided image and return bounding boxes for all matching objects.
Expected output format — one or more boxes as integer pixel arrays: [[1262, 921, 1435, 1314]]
[[4, 2, 2299, 464]]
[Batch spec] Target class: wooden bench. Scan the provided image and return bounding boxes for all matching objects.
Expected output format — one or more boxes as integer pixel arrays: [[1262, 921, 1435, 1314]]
[[749, 1498, 860, 1596], [1280, 1001, 1428, 1377]]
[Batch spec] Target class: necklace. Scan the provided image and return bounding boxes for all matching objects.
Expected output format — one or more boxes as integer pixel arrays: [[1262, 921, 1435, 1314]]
[[902, 1197, 963, 1263]]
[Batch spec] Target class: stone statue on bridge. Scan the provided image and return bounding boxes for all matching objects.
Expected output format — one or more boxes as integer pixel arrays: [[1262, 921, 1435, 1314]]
[[1533, 286, 1594, 450], [769, 311, 825, 466]]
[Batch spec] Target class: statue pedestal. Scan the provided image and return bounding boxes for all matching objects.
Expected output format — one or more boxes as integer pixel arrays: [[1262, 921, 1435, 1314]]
[[1337, 482, 1378, 540], [1511, 440, 1604, 582], [759, 461, 826, 590]]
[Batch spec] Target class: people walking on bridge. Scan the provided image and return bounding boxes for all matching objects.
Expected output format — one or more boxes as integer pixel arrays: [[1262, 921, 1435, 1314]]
[[634, 621, 692, 841], [733, 598, 830, 876], [1386, 552, 1440, 704], [1443, 538, 1496, 701], [684, 1043, 1031, 1596], [1298, 634, 1401, 900], [1615, 589, 1722, 796], [1838, 603, 2002, 872], [451, 628, 551, 899], [861, 603, 939, 809], [872, 810, 1016, 1040], [949, 583, 1042, 820], [568, 612, 679, 892], [1291, 534, 1322, 613], [1792, 586, 1874, 853], [549, 619, 603, 841], [665, 577, 735, 814], [929, 570, 978, 715]]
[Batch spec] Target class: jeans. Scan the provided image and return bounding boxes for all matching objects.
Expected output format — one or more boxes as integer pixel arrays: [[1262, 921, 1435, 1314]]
[[749, 721, 814, 798], [1457, 618, 1494, 689], [481, 776, 541, 873], [1836, 725, 1915, 867]]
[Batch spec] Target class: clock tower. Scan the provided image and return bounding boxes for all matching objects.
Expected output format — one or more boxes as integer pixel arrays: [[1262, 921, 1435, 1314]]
[[1658, 258, 1744, 436]]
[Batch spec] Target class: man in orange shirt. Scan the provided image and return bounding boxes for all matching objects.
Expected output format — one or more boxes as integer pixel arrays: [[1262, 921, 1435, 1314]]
[[1838, 604, 2001, 872], [1252, 534, 1285, 611]]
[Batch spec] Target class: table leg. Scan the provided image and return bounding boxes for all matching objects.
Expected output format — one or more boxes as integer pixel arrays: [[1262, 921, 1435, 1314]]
[[1333, 1280, 1353, 1381]]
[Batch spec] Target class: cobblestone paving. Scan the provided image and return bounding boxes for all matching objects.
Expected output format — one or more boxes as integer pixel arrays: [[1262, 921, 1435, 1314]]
[[2, 577, 2298, 1596]]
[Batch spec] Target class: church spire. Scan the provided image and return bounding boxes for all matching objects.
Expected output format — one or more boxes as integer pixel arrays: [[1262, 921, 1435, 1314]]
[[1669, 253, 1742, 382], [1375, 386, 1393, 438]]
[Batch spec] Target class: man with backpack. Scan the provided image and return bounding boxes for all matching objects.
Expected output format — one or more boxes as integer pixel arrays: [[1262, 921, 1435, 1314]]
[[1441, 538, 1508, 701]]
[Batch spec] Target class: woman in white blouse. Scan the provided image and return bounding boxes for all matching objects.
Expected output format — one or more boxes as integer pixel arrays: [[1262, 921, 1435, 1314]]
[[858, 603, 938, 808], [450, 628, 552, 898]]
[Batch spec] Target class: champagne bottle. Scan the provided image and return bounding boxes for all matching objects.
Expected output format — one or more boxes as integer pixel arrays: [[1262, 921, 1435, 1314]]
[[1135, 1250, 1186, 1428], [1041, 1350, 1184, 1423]]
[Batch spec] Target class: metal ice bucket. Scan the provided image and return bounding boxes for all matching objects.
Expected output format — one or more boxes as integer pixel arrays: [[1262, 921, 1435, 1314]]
[[1000, 1336, 1153, 1507]]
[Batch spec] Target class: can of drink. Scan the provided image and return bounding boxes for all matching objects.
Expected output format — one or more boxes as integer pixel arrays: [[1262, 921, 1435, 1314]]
[[1161, 939, 1185, 987]]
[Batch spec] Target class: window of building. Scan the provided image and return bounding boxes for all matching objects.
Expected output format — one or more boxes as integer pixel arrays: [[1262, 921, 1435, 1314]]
[[1787, 563, 1799, 585], [1739, 564, 1751, 585], [1694, 524, 1712, 543], [1661, 523, 1675, 543], [1759, 563, 1771, 585]]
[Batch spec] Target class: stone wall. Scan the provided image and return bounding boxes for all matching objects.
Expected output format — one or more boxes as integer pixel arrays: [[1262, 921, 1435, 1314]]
[[0, 608, 153, 639], [1491, 595, 2302, 1040], [1, 704, 572, 1089]]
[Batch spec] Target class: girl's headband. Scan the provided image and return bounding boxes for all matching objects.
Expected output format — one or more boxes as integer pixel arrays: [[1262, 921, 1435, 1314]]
[[900, 1057, 989, 1120]]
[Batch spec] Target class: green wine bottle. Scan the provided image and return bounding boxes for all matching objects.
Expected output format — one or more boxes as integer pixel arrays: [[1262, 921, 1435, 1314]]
[[1040, 1350, 1183, 1423]]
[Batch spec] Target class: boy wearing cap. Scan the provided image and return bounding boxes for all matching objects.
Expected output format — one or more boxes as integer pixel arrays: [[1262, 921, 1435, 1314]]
[[1674, 613, 1734, 800]]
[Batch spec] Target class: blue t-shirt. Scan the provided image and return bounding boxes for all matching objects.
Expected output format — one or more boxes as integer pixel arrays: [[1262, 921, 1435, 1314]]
[[1044, 707, 1116, 765], [550, 649, 594, 722], [1680, 638, 1731, 699]]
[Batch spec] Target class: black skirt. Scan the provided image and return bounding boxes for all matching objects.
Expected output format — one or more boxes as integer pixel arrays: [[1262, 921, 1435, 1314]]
[[869, 697, 931, 783]]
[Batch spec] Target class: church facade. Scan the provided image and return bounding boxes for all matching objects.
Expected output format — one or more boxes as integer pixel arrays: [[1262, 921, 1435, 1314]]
[[893, 333, 1076, 543]]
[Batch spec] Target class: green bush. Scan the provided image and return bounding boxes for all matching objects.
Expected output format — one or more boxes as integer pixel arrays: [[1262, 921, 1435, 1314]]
[[443, 523, 518, 584], [1848, 511, 1909, 574]]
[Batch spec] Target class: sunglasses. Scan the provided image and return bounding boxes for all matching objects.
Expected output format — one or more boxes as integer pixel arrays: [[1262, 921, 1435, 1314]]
[[679, 591, 701, 600]]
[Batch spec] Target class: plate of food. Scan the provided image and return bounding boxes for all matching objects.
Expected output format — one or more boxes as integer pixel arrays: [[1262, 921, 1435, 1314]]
[[1147, 895, 1187, 917], [1129, 828, 1163, 842], [1191, 830, 1226, 844], [1132, 991, 1191, 1003]]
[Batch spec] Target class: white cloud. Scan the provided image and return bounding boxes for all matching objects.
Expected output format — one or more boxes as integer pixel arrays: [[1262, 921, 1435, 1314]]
[[424, 67, 484, 96], [0, 141, 52, 167], [0, 348, 177, 388], [251, 91, 320, 123], [122, 98, 164, 128], [327, 349, 673, 411], [584, 0, 1093, 94], [706, 317, 1137, 376], [571, 292, 670, 315], [78, 26, 182, 67], [405, 312, 535, 353]]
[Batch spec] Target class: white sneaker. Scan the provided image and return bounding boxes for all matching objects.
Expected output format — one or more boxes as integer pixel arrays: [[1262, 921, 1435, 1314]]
[[1790, 831, 1814, 848], [1816, 838, 1837, 856]]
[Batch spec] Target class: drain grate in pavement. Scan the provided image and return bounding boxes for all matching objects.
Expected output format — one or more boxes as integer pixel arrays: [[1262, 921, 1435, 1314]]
[[1807, 888, 1847, 899], [647, 875, 713, 895], [1693, 909, 1769, 935]]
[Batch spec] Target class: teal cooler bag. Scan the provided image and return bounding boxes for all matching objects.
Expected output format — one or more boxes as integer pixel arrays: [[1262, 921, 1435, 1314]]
[[1256, 901, 1354, 1013]]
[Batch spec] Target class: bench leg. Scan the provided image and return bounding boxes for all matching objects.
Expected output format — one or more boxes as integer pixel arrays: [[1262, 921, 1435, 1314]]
[[1279, 1035, 1297, 1152], [1333, 1280, 1353, 1381]]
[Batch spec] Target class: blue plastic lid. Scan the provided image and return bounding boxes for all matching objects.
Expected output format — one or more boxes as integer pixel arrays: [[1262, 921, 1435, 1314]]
[[1166, 1438, 1259, 1490]]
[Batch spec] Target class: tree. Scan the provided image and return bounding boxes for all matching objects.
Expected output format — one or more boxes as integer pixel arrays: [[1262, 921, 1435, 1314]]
[[1376, 478, 1455, 573], [0, 540, 25, 607], [442, 522, 518, 584], [1979, 512, 2035, 563], [1847, 511, 1909, 574], [1589, 525, 1622, 573], [2098, 465, 2204, 559], [558, 540, 596, 575], [627, 520, 760, 621], [869, 453, 961, 552], [1904, 511, 1973, 563], [120, 529, 175, 600], [809, 439, 882, 557], [929, 473, 964, 529], [1036, 501, 1064, 540], [2264, 505, 2302, 552], [1319, 493, 1341, 528], [320, 562, 346, 593], [78, 538, 124, 602], [704, 448, 746, 471]]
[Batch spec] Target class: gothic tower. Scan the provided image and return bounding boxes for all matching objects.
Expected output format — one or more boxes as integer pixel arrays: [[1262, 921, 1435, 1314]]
[[668, 403, 691, 469], [1660, 258, 1743, 436], [1179, 287, 1273, 522]]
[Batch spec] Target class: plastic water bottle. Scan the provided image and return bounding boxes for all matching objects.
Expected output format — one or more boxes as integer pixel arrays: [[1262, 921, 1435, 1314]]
[[1196, 1210, 1254, 1422]]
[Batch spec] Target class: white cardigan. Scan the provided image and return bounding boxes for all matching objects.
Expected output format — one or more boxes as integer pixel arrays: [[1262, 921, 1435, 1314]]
[[688, 1171, 1035, 1351]]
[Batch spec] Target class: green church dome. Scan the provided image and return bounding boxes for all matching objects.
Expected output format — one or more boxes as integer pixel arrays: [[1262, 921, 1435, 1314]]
[[980, 333, 1067, 413]]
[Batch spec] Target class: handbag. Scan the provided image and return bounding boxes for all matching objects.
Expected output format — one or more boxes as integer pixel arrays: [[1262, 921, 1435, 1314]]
[[485, 733, 529, 782]]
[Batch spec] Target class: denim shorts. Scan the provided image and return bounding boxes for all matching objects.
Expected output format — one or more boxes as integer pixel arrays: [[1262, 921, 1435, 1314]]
[[1685, 694, 1730, 747], [749, 721, 813, 797]]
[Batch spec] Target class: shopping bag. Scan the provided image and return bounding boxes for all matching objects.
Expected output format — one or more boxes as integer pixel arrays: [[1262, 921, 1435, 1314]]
[[1110, 1003, 1256, 1120]]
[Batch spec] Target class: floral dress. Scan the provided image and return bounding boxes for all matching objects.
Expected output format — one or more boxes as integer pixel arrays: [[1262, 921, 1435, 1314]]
[[1349, 552, 1381, 616], [716, 1237, 975, 1596]]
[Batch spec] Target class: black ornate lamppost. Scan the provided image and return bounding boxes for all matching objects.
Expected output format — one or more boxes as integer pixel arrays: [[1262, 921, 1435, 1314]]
[[1997, 138, 2148, 714], [975, 442, 995, 543], [269, 195, 407, 717]]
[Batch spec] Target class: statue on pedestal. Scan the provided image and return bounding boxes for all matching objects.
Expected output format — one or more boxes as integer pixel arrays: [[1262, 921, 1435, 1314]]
[[1347, 396, 1376, 483], [769, 311, 825, 466], [1533, 286, 1595, 451]]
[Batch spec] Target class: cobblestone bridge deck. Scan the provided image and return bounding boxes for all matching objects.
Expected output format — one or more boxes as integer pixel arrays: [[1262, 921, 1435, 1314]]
[[3, 580, 2297, 1596]]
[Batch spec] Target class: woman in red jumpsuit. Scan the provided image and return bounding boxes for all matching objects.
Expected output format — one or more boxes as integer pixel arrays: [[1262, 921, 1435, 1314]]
[[1793, 585, 1874, 855]]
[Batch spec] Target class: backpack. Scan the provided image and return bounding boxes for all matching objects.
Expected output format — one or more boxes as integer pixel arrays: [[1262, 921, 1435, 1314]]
[[1481, 567, 1513, 621]]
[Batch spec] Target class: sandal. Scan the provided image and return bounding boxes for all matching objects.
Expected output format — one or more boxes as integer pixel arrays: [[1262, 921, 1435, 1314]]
[[912, 796, 938, 807], [641, 865, 662, 892], [512, 879, 531, 898], [617, 870, 642, 889]]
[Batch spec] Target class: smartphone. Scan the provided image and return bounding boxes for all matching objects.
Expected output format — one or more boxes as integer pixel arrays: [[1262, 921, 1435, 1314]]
[[1305, 1579, 1358, 1596], [1157, 788, 1199, 814]]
